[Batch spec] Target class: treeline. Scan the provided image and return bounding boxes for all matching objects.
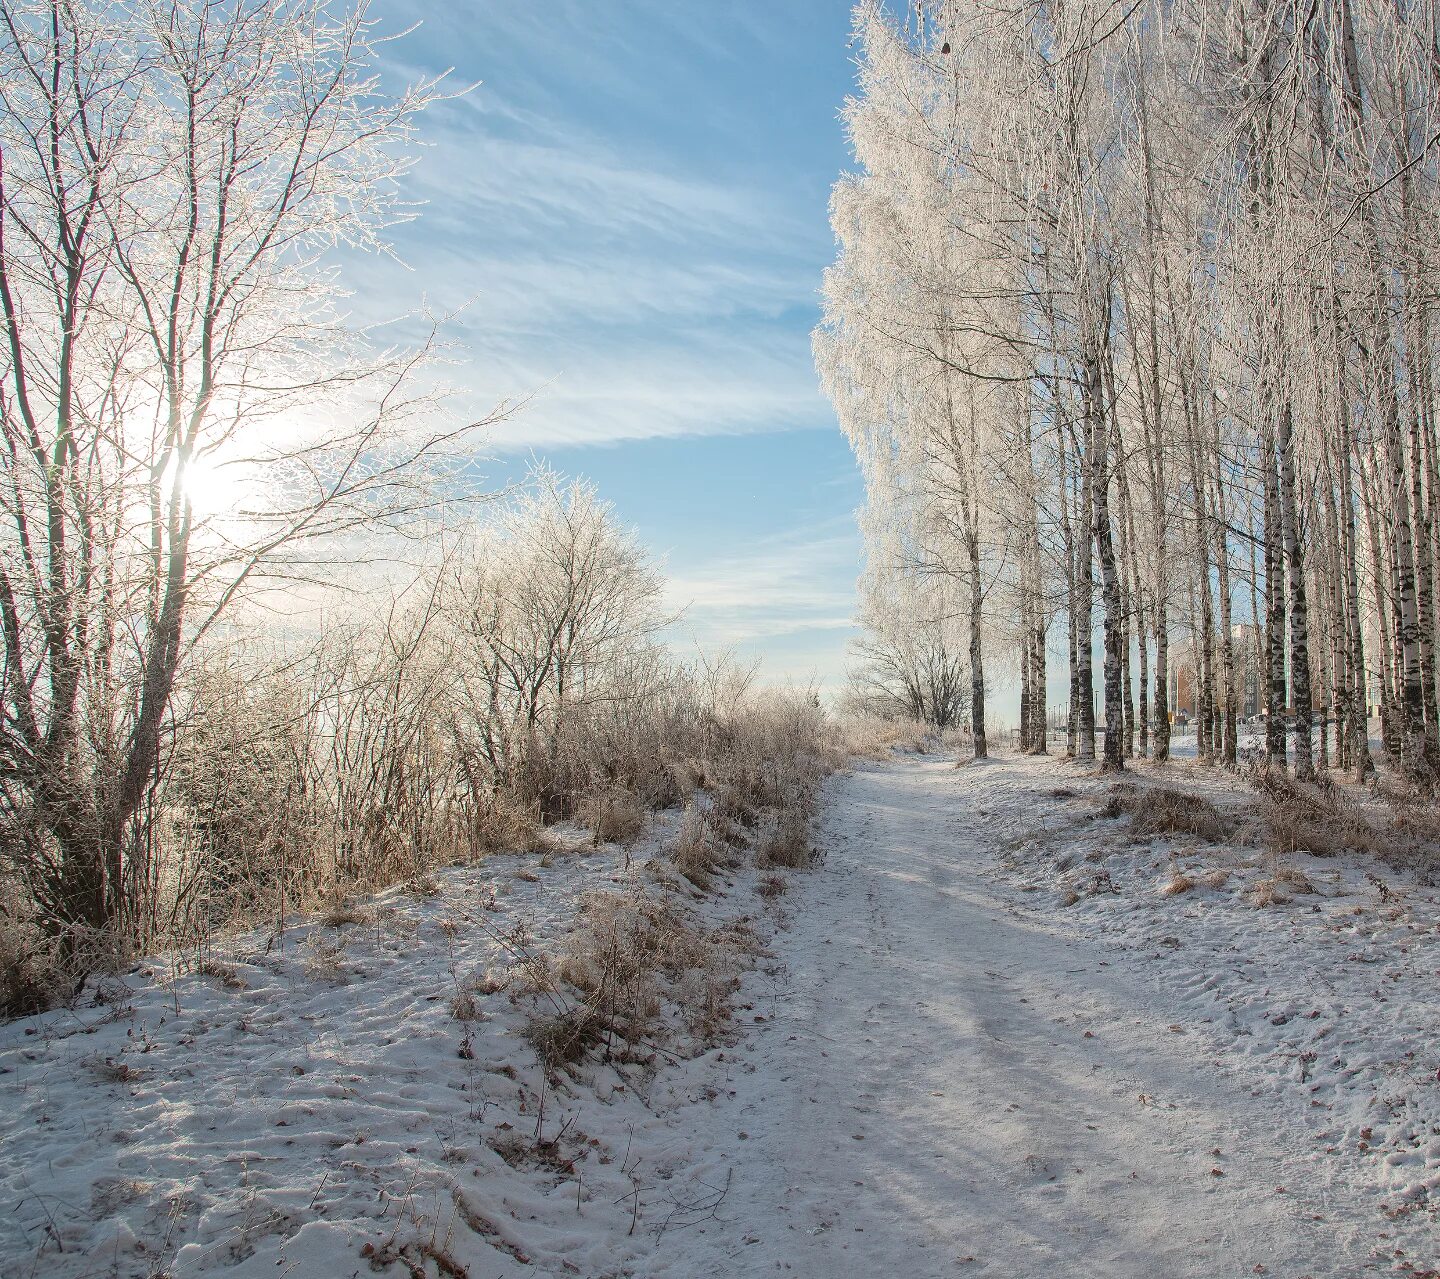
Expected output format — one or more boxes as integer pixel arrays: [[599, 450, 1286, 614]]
[[819, 0, 1440, 783]]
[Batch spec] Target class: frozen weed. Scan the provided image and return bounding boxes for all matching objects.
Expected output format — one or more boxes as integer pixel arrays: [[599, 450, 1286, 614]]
[[757, 813, 813, 869], [1248, 878, 1287, 908], [303, 934, 349, 983], [87, 1054, 146, 1085], [517, 885, 753, 1068], [401, 872, 441, 898], [584, 788, 647, 846], [319, 889, 371, 928], [669, 804, 727, 889], [1101, 782, 1232, 843], [449, 988, 480, 1021], [757, 872, 788, 899], [195, 959, 247, 990], [1274, 865, 1317, 895], [522, 1005, 605, 1070], [449, 966, 503, 1020], [1246, 762, 1378, 858], [1158, 869, 1197, 897], [0, 906, 71, 1016]]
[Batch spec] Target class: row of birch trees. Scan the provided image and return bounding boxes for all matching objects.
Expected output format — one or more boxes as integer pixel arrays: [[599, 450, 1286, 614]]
[[818, 0, 1440, 783]]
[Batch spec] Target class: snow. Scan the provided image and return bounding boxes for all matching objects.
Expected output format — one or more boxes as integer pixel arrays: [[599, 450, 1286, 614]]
[[2, 752, 1437, 1277]]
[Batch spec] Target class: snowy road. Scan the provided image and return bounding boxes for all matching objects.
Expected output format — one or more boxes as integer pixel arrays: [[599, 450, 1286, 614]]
[[647, 756, 1383, 1279]]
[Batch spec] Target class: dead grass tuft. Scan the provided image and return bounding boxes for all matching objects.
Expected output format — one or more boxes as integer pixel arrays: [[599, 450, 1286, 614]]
[[523, 1005, 605, 1069], [0, 897, 115, 1018], [195, 958, 247, 990], [319, 889, 371, 928], [401, 872, 440, 898], [756, 813, 813, 869], [470, 794, 550, 855], [1159, 869, 1197, 897], [583, 788, 646, 847], [1247, 878, 1288, 908], [1100, 782, 1232, 843], [449, 988, 480, 1021], [1246, 761, 1378, 858], [669, 804, 733, 889], [1371, 781, 1440, 883], [88, 1054, 146, 1085], [1273, 865, 1316, 895], [518, 885, 755, 1066], [757, 872, 787, 899], [303, 934, 350, 983]]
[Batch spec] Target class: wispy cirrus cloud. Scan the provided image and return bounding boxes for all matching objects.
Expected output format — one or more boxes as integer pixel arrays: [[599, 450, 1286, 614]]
[[350, 15, 837, 455], [353, 1, 864, 686], [663, 523, 860, 657]]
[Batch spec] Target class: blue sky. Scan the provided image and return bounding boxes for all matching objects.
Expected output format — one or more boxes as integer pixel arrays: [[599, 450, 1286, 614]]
[[355, 1, 866, 689]]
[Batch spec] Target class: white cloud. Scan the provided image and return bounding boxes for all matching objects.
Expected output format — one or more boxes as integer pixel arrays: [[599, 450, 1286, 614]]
[[328, 100, 833, 454], [663, 524, 859, 654], [411, 124, 806, 251]]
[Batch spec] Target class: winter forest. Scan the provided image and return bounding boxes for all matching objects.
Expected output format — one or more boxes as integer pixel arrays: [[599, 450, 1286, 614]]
[[824, 0, 1440, 785], [1, 2, 1438, 1277]]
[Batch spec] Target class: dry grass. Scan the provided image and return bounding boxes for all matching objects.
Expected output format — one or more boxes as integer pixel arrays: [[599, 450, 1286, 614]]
[[449, 965, 504, 1021], [1274, 865, 1316, 894], [584, 788, 646, 846], [1248, 878, 1287, 908], [195, 959, 247, 990], [1158, 869, 1197, 897], [0, 906, 70, 1017], [401, 872, 440, 898], [302, 934, 350, 983], [757, 872, 787, 899], [523, 1005, 605, 1069], [87, 1054, 146, 1085], [319, 890, 371, 928], [756, 813, 813, 869], [669, 803, 733, 889], [1246, 762, 1378, 858], [1100, 782, 1232, 843], [519, 884, 756, 1068], [449, 988, 481, 1021], [1372, 781, 1440, 884]]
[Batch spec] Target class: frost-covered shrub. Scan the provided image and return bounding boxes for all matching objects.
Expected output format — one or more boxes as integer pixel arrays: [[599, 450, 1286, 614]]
[[521, 886, 753, 1067], [1100, 782, 1232, 844], [1245, 762, 1378, 858]]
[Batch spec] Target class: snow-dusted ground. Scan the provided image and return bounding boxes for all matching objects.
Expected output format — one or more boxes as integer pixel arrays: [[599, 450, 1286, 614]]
[[3, 752, 1437, 1278]]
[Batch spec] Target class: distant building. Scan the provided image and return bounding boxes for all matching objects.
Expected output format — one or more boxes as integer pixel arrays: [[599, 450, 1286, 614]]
[[1166, 624, 1263, 722]]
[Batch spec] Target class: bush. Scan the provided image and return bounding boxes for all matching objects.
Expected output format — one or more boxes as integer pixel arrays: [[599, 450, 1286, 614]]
[[519, 886, 754, 1066], [0, 905, 65, 1018], [582, 789, 646, 846], [669, 804, 730, 889], [757, 814, 813, 869], [523, 1006, 605, 1069]]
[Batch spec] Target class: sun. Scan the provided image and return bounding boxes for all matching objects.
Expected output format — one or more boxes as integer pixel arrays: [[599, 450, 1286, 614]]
[[165, 453, 247, 521]]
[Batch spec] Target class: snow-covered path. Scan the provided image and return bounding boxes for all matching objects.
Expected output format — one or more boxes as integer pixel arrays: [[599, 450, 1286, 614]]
[[647, 755, 1388, 1278]]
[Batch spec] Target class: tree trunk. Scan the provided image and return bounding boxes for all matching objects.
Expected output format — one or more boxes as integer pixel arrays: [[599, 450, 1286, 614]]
[[1277, 399, 1315, 779]]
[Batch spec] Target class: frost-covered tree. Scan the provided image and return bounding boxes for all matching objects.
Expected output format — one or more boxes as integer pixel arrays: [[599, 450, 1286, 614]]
[[820, 0, 1440, 787], [0, 0, 496, 946]]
